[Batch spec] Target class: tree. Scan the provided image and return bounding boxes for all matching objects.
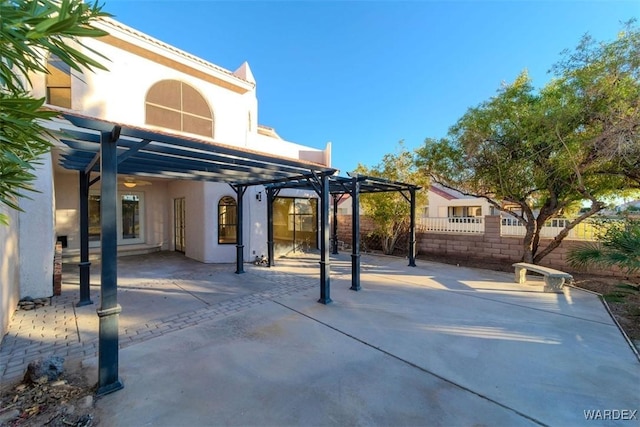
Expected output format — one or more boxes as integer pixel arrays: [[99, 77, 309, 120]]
[[568, 218, 640, 275], [0, 0, 110, 225], [415, 22, 640, 264], [354, 142, 428, 255]]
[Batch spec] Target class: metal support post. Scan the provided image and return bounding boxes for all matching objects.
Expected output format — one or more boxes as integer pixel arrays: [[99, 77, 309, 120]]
[[267, 187, 275, 267], [96, 127, 123, 396], [408, 188, 417, 267], [77, 170, 93, 306], [235, 185, 245, 274], [318, 174, 331, 304], [350, 177, 361, 291], [331, 195, 339, 255]]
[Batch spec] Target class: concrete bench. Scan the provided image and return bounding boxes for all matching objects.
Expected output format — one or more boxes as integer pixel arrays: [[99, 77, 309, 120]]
[[512, 262, 573, 293]]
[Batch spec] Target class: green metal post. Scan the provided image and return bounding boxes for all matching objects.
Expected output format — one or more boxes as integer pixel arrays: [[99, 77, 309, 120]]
[[96, 127, 123, 396]]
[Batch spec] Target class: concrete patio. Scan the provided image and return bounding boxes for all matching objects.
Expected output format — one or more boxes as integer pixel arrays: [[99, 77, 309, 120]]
[[1, 251, 638, 426]]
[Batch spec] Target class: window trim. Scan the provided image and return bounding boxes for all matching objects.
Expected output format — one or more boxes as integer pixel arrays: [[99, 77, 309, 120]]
[[88, 190, 146, 247], [145, 79, 214, 139], [218, 196, 237, 245], [45, 54, 72, 108]]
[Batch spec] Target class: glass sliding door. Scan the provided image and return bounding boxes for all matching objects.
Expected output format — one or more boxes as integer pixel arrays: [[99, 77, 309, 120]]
[[174, 198, 186, 253], [273, 197, 318, 255]]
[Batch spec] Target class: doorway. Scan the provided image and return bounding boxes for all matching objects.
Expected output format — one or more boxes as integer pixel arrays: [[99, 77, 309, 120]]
[[174, 197, 186, 253], [273, 197, 318, 255]]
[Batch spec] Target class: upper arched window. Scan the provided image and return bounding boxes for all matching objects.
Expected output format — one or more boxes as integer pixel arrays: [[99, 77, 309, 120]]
[[46, 54, 71, 108], [145, 80, 214, 138]]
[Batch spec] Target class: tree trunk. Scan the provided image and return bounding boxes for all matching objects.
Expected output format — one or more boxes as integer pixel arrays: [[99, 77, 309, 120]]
[[533, 205, 604, 263], [522, 228, 535, 263]]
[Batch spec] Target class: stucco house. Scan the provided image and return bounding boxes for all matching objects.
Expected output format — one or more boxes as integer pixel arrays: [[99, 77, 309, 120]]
[[0, 17, 332, 337], [425, 183, 496, 220], [337, 183, 496, 221]]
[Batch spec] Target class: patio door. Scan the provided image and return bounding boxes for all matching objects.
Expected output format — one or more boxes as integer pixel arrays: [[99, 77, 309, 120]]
[[273, 197, 318, 254], [174, 197, 186, 253]]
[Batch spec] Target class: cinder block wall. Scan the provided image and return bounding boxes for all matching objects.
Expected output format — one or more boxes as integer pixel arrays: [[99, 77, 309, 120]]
[[336, 215, 632, 278]]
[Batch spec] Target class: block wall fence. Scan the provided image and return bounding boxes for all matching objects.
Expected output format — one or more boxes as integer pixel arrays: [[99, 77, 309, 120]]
[[336, 215, 632, 278]]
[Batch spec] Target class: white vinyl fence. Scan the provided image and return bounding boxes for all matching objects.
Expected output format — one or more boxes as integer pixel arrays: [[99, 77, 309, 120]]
[[418, 216, 616, 241], [500, 217, 606, 241], [417, 217, 484, 234]]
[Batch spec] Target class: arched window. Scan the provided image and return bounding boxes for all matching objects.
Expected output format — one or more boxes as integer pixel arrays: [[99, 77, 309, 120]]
[[145, 80, 214, 138], [46, 54, 71, 108], [218, 196, 237, 244]]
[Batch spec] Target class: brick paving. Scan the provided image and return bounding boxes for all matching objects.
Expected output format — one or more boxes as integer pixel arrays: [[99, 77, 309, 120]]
[[0, 257, 322, 386]]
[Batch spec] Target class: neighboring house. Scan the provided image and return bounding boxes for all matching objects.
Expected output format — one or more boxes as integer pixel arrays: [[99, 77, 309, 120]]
[[425, 183, 496, 221], [0, 17, 331, 336], [336, 183, 495, 221]]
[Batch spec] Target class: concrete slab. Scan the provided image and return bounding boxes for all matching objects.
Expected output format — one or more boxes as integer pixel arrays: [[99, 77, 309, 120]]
[[88, 301, 539, 427], [4, 251, 638, 426], [79, 253, 639, 427]]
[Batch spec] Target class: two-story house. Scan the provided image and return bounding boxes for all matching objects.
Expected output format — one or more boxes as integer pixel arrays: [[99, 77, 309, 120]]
[[0, 16, 332, 336]]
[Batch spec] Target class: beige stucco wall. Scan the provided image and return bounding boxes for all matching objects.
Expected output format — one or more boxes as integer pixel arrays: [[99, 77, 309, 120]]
[[23, 17, 331, 272], [73, 21, 259, 149], [19, 153, 55, 299], [0, 206, 20, 338]]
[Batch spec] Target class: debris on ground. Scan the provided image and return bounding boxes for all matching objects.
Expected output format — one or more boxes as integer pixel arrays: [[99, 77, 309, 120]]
[[0, 358, 98, 427]]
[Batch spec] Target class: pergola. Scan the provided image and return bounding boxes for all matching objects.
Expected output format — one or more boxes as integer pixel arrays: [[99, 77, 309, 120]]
[[265, 175, 421, 292], [53, 111, 419, 396]]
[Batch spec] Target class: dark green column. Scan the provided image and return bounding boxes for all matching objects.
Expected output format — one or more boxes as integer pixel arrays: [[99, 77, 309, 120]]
[[77, 170, 93, 307], [350, 177, 361, 291], [267, 187, 275, 267], [408, 188, 417, 267], [318, 174, 331, 304], [235, 185, 245, 274], [96, 127, 123, 396]]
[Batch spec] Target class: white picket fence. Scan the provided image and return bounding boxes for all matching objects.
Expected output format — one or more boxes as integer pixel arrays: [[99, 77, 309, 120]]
[[500, 217, 600, 241], [417, 217, 484, 234], [418, 216, 608, 241]]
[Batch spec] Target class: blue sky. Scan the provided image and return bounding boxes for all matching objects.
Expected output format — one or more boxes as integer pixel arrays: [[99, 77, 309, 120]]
[[103, 0, 638, 174]]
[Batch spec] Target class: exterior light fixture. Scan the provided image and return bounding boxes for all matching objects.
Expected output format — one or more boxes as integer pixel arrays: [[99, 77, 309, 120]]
[[256, 191, 262, 202], [123, 181, 137, 188]]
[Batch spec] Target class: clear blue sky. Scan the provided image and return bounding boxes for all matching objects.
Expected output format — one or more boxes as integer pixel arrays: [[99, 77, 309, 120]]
[[103, 0, 638, 174]]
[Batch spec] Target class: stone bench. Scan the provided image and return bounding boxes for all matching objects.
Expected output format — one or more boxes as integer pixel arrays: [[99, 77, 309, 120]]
[[512, 262, 573, 293]]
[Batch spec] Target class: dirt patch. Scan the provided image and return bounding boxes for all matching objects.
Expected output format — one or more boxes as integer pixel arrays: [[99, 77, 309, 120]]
[[416, 253, 640, 343], [0, 360, 99, 427], [571, 274, 640, 342]]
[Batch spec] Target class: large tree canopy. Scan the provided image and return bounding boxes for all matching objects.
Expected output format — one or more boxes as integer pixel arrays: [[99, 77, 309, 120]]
[[0, 0, 109, 224], [415, 22, 639, 264]]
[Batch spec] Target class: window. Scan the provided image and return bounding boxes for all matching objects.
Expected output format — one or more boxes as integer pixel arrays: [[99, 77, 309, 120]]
[[46, 54, 71, 108], [448, 206, 481, 217], [145, 80, 214, 138], [218, 196, 237, 244], [88, 191, 145, 245]]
